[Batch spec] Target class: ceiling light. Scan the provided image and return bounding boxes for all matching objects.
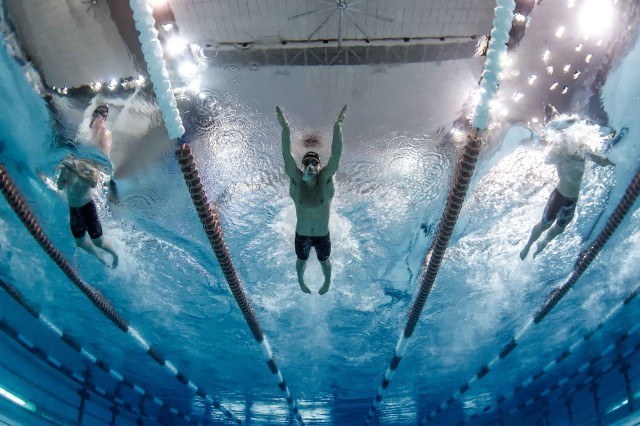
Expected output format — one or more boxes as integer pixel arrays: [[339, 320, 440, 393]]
[[562, 86, 568, 94], [512, 92, 524, 102], [563, 64, 571, 73], [586, 54, 592, 63], [573, 71, 581, 79], [542, 49, 550, 62], [162, 23, 174, 32], [555, 27, 566, 38], [546, 66, 554, 75], [527, 75, 537, 85], [108, 79, 118, 90], [550, 82, 559, 91], [580, 0, 613, 38], [575, 44, 583, 52]]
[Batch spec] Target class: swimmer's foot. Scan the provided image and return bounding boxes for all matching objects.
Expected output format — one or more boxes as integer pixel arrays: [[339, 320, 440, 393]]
[[519, 245, 531, 260], [298, 280, 311, 294], [318, 280, 331, 295], [532, 241, 548, 259], [111, 253, 119, 269]]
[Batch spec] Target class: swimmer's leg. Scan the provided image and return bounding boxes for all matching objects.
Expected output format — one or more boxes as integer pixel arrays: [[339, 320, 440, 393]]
[[318, 259, 332, 295], [296, 259, 311, 294], [75, 236, 110, 267], [92, 236, 119, 268], [533, 223, 565, 258], [520, 220, 551, 260]]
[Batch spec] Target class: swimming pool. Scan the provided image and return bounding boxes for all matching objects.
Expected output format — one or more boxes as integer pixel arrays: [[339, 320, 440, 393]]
[[1, 1, 640, 425]]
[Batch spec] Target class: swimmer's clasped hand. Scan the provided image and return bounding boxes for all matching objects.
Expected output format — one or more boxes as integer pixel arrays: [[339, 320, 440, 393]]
[[275, 105, 290, 129], [334, 105, 347, 128]]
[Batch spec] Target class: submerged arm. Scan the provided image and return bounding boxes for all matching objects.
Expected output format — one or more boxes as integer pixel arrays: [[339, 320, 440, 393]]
[[587, 151, 615, 167], [323, 105, 347, 178], [276, 106, 298, 179]]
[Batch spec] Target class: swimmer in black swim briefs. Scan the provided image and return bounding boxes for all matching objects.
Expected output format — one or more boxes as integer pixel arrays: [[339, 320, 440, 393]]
[[295, 232, 331, 262], [541, 189, 577, 229], [69, 200, 103, 240], [520, 104, 615, 260]]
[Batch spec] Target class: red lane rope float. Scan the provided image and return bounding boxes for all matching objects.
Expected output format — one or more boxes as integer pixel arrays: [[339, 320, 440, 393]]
[[0, 164, 240, 425], [364, 129, 482, 424], [175, 144, 305, 425], [0, 165, 127, 331]]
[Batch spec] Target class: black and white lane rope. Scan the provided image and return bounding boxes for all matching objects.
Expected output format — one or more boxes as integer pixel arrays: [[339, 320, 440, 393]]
[[0, 164, 240, 425], [0, 318, 152, 422], [470, 280, 640, 419], [490, 328, 640, 422], [0, 277, 194, 423], [176, 144, 305, 425], [424, 168, 640, 422]]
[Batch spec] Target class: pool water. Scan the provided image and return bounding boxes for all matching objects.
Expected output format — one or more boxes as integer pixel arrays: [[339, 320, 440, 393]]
[[1, 11, 640, 426]]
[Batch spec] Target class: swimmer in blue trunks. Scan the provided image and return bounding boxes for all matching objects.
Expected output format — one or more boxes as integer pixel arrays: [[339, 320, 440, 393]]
[[57, 157, 119, 268], [520, 105, 615, 260], [276, 105, 347, 295]]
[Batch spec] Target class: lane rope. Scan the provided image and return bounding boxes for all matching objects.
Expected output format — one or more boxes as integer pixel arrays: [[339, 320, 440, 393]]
[[364, 1, 516, 422], [176, 144, 305, 425], [424, 168, 640, 422], [0, 164, 240, 425]]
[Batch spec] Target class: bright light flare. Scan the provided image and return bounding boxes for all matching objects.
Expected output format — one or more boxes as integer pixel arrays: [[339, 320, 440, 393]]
[[542, 49, 550, 63], [580, 0, 614, 38], [563, 64, 571, 73], [528, 74, 537, 85], [555, 26, 566, 38], [166, 37, 187, 56], [178, 61, 197, 78]]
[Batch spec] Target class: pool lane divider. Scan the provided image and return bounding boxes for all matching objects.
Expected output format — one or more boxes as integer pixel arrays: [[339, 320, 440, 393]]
[[0, 164, 240, 425], [0, 317, 150, 422], [495, 328, 640, 422], [471, 281, 640, 420], [128, 0, 304, 417], [175, 144, 305, 425], [0, 277, 193, 423], [363, 0, 516, 423], [424, 168, 640, 422]]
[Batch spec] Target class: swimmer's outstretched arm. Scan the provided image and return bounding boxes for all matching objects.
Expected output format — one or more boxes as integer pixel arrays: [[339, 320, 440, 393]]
[[324, 105, 347, 178], [276, 106, 297, 179], [587, 151, 615, 167]]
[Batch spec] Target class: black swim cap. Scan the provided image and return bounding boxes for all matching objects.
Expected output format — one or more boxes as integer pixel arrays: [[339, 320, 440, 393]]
[[90, 104, 109, 128], [93, 104, 109, 117], [302, 151, 320, 163]]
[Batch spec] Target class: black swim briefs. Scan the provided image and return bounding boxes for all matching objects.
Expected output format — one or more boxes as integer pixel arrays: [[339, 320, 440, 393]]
[[69, 201, 103, 239], [542, 188, 578, 228], [295, 232, 331, 261]]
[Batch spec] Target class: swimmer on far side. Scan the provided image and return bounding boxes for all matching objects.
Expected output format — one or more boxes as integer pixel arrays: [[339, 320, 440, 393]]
[[276, 105, 347, 295], [89, 104, 118, 202], [520, 104, 615, 260], [57, 156, 119, 268]]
